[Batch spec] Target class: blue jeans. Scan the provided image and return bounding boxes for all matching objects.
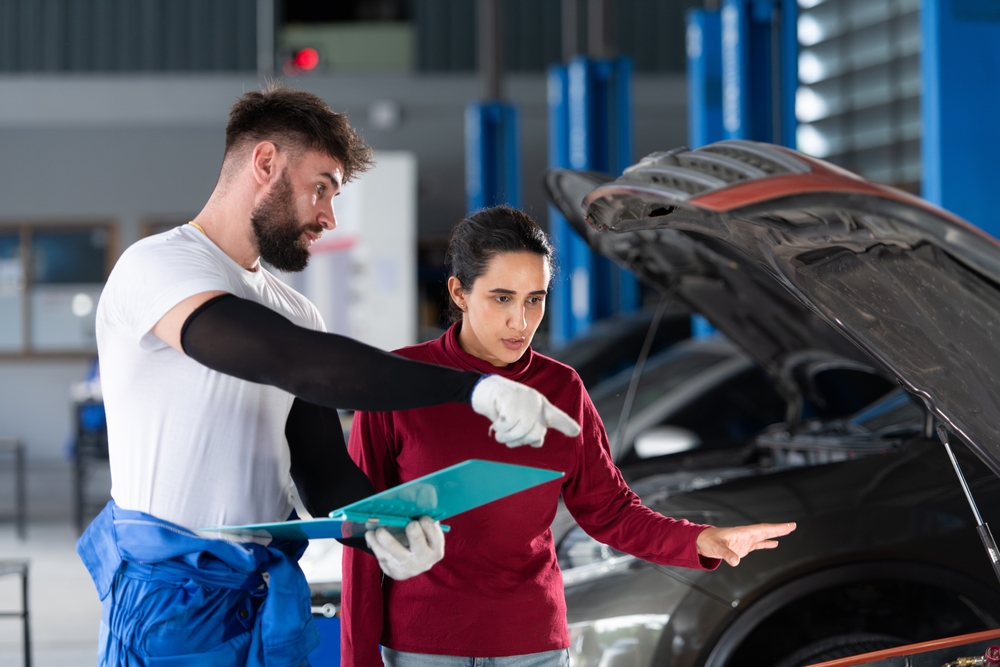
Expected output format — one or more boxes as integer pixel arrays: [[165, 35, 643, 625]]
[[382, 648, 569, 667]]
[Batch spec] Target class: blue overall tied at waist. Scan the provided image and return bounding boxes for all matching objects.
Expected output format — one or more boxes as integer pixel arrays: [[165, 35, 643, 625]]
[[77, 501, 320, 667]]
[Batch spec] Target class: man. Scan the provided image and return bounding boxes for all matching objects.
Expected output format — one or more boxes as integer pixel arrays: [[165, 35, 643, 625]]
[[77, 85, 580, 667]]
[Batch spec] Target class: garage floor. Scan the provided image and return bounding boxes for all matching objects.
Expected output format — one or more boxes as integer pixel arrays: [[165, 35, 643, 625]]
[[0, 523, 101, 667]]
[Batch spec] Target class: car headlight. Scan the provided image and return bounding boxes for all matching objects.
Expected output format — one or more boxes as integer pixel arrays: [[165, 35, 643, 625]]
[[568, 614, 669, 667]]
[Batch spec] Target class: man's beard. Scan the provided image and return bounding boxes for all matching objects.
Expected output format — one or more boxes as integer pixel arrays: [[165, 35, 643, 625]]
[[250, 171, 320, 273]]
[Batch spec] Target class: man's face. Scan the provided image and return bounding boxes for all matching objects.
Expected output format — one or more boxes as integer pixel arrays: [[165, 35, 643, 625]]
[[250, 150, 344, 272]]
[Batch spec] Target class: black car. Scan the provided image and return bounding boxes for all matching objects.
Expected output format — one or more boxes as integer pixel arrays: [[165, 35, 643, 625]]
[[544, 141, 1000, 667]]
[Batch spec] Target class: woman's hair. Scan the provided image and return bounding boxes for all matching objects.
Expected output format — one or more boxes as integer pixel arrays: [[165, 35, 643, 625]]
[[444, 205, 554, 322]]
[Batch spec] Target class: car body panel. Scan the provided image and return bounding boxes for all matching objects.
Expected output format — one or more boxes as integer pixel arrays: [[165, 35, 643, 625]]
[[563, 440, 1000, 667]]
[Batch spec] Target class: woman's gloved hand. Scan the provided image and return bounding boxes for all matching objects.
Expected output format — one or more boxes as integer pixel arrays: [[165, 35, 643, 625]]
[[365, 517, 445, 580], [470, 375, 582, 448]]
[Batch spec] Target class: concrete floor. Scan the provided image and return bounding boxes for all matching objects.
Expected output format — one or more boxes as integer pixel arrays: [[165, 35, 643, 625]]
[[0, 522, 102, 667]]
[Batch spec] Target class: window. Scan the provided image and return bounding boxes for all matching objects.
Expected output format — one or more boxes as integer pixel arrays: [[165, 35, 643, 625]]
[[0, 226, 114, 355]]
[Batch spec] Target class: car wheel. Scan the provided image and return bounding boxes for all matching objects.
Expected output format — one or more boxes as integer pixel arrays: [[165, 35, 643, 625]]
[[773, 633, 907, 667]]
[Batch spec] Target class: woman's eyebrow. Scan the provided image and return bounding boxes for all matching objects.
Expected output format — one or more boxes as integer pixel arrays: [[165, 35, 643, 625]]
[[487, 288, 547, 295]]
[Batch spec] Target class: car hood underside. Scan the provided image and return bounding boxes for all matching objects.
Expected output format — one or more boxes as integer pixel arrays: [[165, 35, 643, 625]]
[[546, 141, 1000, 479]]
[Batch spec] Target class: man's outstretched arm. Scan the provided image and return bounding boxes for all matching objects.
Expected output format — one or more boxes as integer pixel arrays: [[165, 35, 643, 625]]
[[180, 293, 479, 411], [153, 292, 581, 446]]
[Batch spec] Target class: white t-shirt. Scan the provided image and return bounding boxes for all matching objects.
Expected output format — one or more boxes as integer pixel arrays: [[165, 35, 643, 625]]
[[96, 224, 324, 533]]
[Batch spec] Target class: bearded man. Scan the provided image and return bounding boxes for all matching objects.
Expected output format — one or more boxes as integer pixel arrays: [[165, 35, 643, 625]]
[[76, 85, 580, 667]]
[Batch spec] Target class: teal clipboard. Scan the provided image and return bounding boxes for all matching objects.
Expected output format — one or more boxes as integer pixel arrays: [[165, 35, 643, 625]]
[[201, 459, 564, 541]]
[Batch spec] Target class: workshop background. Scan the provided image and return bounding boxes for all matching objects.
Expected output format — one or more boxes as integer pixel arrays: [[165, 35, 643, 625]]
[[0, 0, 998, 665]]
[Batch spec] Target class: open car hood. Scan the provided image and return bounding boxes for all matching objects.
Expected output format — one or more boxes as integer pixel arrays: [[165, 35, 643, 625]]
[[546, 140, 1000, 478], [545, 156, 880, 422]]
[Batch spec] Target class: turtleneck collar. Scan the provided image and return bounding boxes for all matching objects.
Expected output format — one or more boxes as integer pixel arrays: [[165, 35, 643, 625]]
[[442, 322, 535, 381]]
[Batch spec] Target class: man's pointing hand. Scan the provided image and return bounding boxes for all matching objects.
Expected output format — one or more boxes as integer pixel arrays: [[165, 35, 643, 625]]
[[470, 375, 581, 448]]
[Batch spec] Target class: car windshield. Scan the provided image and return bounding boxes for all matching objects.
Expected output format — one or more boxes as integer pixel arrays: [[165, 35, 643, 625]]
[[590, 340, 736, 436]]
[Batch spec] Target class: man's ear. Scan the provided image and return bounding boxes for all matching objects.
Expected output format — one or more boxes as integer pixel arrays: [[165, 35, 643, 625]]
[[447, 276, 466, 311], [250, 141, 279, 186]]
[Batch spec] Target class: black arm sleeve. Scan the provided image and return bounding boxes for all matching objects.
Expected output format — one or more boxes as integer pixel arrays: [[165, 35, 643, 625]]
[[180, 294, 482, 412], [285, 397, 374, 552], [286, 398, 375, 517]]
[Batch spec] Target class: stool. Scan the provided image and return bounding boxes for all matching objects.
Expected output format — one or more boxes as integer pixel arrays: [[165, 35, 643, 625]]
[[0, 437, 26, 539], [0, 559, 31, 667]]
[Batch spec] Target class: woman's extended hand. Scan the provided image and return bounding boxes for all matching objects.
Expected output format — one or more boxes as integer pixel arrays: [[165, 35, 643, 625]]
[[696, 522, 797, 567]]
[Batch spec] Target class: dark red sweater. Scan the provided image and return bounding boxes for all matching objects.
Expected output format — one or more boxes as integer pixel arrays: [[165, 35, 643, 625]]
[[341, 324, 719, 665]]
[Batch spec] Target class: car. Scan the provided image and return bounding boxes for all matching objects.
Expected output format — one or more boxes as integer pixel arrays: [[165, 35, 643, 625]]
[[543, 140, 1000, 667]]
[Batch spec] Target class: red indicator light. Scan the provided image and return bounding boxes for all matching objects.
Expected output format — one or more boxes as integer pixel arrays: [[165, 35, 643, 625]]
[[294, 48, 320, 71]]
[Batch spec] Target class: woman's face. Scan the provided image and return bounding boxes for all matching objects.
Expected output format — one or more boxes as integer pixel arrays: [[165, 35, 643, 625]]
[[449, 251, 550, 367]]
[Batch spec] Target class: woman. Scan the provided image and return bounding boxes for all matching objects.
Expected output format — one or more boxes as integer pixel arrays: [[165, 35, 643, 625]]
[[342, 206, 794, 667]]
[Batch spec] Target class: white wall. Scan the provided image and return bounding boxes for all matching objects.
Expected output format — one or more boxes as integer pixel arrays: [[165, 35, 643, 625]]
[[0, 358, 90, 460], [302, 151, 418, 350]]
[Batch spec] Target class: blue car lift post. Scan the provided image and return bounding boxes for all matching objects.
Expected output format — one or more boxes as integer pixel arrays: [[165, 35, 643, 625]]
[[466, 0, 520, 213], [684, 0, 797, 339], [921, 0, 1000, 238], [547, 0, 639, 349], [719, 0, 798, 147]]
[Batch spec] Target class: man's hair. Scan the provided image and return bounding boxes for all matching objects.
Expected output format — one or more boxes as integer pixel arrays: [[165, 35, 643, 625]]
[[225, 83, 374, 182]]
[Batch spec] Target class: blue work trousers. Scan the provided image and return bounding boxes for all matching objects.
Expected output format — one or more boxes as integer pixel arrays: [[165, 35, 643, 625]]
[[78, 501, 320, 667]]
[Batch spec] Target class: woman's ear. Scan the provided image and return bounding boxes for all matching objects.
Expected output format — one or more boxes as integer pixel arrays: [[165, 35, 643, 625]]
[[447, 276, 467, 312]]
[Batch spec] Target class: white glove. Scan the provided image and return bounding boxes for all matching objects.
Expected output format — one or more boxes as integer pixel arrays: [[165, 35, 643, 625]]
[[470, 375, 582, 448], [365, 516, 445, 581]]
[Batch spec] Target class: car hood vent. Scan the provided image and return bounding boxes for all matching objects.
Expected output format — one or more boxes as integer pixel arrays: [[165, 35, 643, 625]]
[[584, 141, 812, 232], [699, 140, 812, 176]]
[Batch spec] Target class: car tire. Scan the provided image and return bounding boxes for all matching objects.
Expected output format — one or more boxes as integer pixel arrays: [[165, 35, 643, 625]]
[[773, 633, 907, 667]]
